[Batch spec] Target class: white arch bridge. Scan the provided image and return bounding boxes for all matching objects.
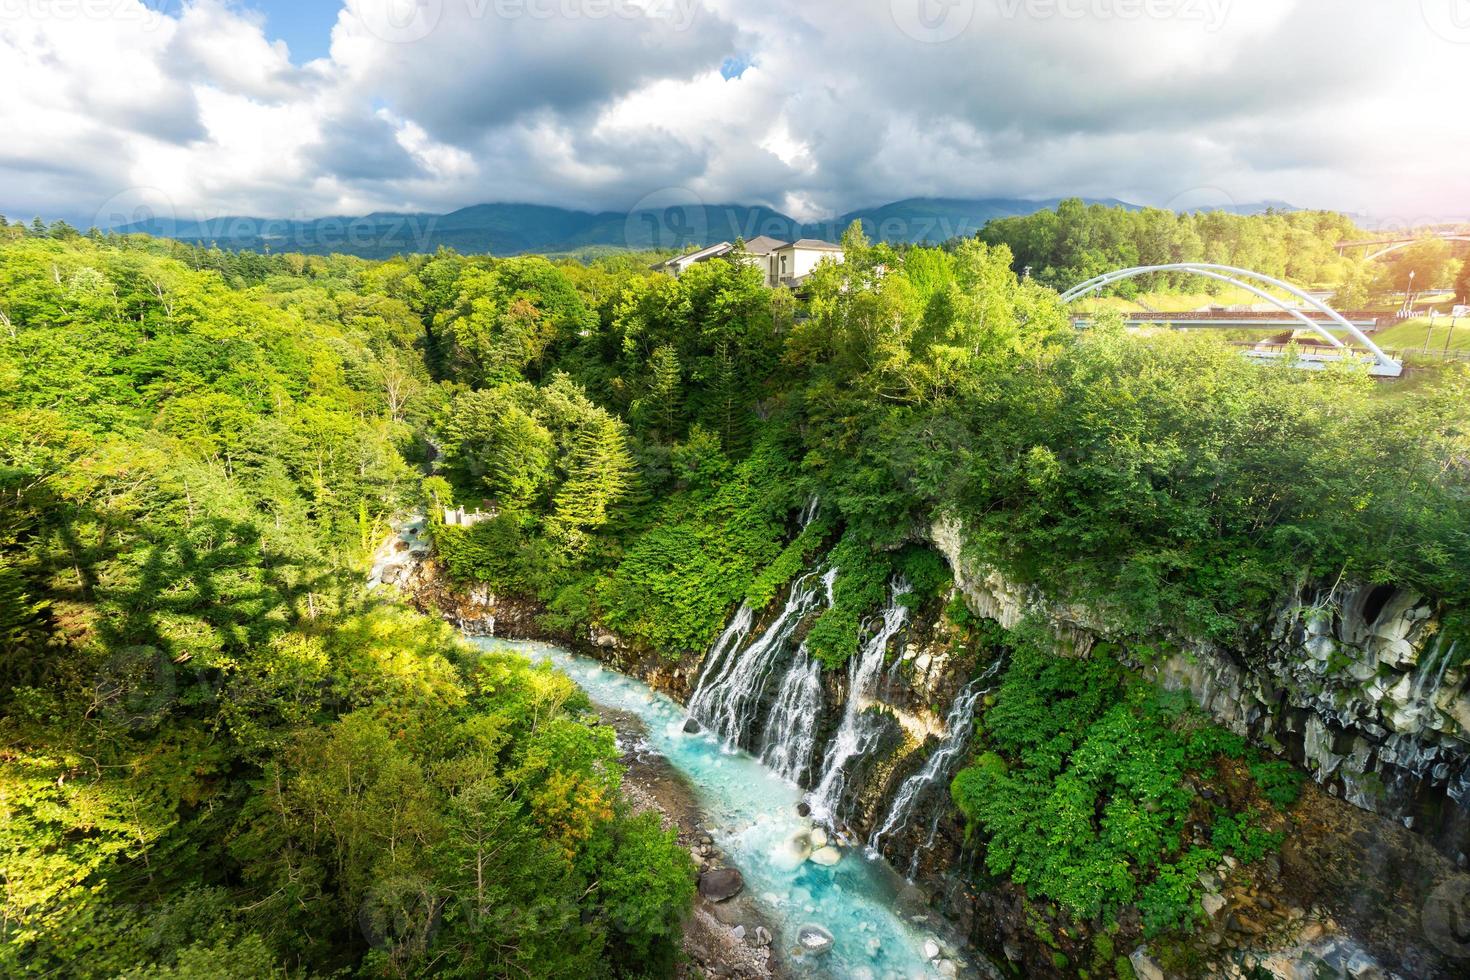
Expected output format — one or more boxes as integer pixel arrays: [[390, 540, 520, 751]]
[[1061, 263, 1404, 378], [1335, 232, 1470, 262]]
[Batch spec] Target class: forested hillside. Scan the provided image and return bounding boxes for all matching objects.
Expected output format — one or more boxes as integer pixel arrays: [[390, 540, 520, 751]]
[[3, 214, 1468, 976], [978, 200, 1365, 293], [0, 227, 691, 978]]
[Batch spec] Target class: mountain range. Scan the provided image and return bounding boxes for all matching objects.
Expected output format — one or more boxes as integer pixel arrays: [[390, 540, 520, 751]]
[[113, 196, 1298, 259]]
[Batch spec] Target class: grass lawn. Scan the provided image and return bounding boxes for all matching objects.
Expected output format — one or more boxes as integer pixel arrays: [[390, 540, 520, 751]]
[[1371, 316, 1470, 353]]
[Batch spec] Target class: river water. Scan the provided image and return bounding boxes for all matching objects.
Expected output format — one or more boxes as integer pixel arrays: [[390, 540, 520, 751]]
[[471, 636, 973, 980]]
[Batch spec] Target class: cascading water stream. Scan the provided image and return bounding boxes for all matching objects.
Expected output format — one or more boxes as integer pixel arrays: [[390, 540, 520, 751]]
[[689, 604, 754, 696], [869, 657, 1002, 857], [807, 577, 912, 825], [760, 644, 824, 783], [477, 635, 975, 979], [688, 569, 836, 748]]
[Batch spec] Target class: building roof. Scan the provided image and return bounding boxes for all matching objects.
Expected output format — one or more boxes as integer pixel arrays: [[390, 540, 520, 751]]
[[657, 241, 732, 269], [740, 235, 787, 255], [781, 238, 843, 251]]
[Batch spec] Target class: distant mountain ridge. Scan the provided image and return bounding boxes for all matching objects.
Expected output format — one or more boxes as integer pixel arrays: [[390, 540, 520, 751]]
[[113, 196, 1299, 259]]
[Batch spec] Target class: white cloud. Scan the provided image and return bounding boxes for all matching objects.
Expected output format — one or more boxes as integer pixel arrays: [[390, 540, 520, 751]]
[[0, 0, 1466, 227]]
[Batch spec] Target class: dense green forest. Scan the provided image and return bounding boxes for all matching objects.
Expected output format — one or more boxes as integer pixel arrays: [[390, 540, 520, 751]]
[[0, 226, 691, 977], [976, 199, 1468, 301], [3, 211, 1468, 974]]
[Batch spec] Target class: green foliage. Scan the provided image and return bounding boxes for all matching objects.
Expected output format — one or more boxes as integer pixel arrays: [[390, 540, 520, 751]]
[[0, 235, 691, 978], [951, 634, 1289, 939], [597, 437, 801, 655], [1210, 812, 1283, 864], [1248, 759, 1305, 810], [805, 533, 897, 669], [979, 199, 1362, 292], [1137, 848, 1215, 937], [435, 512, 566, 596], [4, 221, 1465, 976]]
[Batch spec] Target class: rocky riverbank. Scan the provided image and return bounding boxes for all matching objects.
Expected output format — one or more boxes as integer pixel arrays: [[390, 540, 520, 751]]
[[594, 706, 779, 979]]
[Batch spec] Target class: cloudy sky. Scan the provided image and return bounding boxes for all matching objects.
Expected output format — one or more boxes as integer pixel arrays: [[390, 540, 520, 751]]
[[2, 0, 1468, 228]]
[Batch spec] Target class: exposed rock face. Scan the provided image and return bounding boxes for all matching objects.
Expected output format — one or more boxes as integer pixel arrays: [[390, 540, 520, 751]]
[[928, 517, 1470, 850], [406, 510, 1467, 980]]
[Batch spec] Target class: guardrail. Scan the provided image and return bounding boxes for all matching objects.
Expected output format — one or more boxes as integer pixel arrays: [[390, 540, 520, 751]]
[[1231, 342, 1470, 364]]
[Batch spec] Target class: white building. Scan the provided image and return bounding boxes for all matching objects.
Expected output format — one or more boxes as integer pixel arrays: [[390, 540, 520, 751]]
[[656, 236, 844, 289]]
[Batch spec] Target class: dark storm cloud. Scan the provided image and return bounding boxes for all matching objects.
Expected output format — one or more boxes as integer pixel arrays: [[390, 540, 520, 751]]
[[310, 113, 427, 181]]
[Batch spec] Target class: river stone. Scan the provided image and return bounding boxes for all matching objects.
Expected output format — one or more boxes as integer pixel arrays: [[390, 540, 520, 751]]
[[752, 926, 772, 947], [698, 868, 744, 902], [797, 801, 811, 817], [797, 924, 834, 954], [1203, 892, 1227, 918], [779, 830, 813, 867], [810, 827, 828, 848], [1130, 946, 1165, 980], [731, 925, 746, 941], [683, 717, 702, 734], [809, 845, 842, 866], [923, 938, 941, 960]]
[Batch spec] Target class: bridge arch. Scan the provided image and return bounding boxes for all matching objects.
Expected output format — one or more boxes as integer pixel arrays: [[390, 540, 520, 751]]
[[1335, 232, 1470, 262], [1361, 236, 1470, 262], [1060, 263, 1402, 377]]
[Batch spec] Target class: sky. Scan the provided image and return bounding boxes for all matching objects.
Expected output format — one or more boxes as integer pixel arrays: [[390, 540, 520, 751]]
[[2, 0, 1468, 229]]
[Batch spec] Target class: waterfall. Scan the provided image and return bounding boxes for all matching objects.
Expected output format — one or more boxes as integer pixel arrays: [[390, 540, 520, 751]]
[[689, 604, 754, 696], [901, 659, 1007, 877], [807, 577, 912, 825], [688, 569, 836, 747], [760, 644, 824, 783], [799, 494, 820, 528], [869, 661, 998, 853], [1412, 636, 1456, 703]]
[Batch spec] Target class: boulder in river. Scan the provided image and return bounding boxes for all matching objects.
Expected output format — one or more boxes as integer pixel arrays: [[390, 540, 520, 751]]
[[698, 867, 745, 902], [797, 924, 834, 955], [683, 717, 702, 734], [752, 926, 772, 947], [797, 801, 811, 817], [809, 827, 828, 848], [774, 829, 812, 869], [809, 845, 842, 866]]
